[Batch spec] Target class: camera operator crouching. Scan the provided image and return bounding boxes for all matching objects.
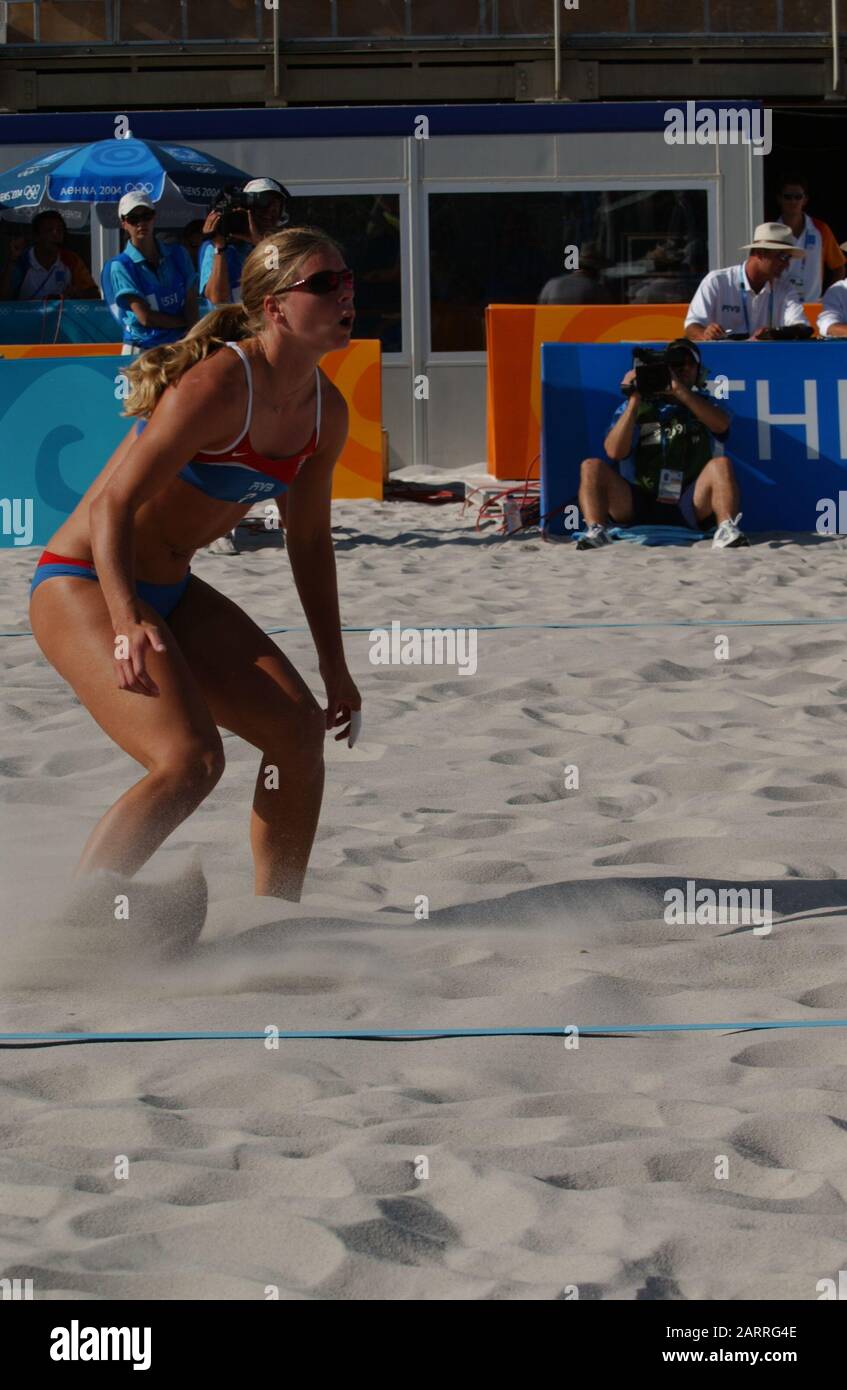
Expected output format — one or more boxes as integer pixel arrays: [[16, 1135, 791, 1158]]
[[576, 339, 749, 552], [199, 177, 290, 312]]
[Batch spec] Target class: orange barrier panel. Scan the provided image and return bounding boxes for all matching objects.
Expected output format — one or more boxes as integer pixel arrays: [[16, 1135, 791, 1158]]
[[485, 302, 822, 481], [1, 338, 383, 501], [0, 342, 121, 357], [320, 339, 383, 501]]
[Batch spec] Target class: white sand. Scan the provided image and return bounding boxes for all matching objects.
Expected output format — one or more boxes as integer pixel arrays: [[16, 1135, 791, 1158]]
[[1, 506, 847, 1301]]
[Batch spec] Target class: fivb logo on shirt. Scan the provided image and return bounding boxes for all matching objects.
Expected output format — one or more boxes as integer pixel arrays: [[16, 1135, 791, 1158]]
[[664, 102, 772, 157]]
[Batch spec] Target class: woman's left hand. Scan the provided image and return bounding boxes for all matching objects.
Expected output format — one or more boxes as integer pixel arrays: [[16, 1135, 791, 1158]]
[[321, 662, 362, 742]]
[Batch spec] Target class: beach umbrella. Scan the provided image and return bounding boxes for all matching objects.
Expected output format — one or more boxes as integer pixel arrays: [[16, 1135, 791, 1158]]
[[0, 138, 251, 229]]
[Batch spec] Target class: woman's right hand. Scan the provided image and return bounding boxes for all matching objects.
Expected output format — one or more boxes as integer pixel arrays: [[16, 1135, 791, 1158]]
[[113, 621, 167, 697]]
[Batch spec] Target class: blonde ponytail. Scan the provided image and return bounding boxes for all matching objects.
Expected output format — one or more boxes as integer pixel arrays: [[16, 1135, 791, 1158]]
[[122, 226, 343, 420], [121, 303, 249, 418]]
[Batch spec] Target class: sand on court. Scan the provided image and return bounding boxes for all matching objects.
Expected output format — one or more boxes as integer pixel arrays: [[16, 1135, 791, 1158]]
[[1, 498, 846, 1301]]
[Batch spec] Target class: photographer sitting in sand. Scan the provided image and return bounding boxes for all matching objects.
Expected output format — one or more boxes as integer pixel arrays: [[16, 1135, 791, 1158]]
[[576, 338, 748, 551]]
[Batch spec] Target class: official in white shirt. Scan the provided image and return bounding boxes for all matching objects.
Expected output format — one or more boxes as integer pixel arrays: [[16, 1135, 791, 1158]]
[[814, 240, 847, 338], [684, 223, 808, 342]]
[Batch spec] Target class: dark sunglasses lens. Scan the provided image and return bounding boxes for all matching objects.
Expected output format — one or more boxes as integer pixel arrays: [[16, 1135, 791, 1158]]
[[308, 270, 353, 293]]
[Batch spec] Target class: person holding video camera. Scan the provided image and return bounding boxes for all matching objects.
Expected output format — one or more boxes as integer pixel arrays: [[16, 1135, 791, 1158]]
[[684, 223, 807, 341], [576, 338, 748, 551], [199, 178, 289, 313]]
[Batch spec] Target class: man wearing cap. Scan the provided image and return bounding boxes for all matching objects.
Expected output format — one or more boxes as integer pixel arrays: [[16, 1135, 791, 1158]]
[[684, 223, 807, 341], [538, 242, 614, 306], [199, 177, 288, 311], [105, 193, 198, 354], [812, 240, 847, 337]]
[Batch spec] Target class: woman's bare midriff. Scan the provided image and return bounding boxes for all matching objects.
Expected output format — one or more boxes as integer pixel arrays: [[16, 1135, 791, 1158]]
[[43, 475, 252, 586]]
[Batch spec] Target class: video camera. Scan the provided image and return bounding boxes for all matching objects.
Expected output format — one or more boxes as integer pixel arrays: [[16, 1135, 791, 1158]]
[[622, 342, 700, 399], [211, 180, 291, 239]]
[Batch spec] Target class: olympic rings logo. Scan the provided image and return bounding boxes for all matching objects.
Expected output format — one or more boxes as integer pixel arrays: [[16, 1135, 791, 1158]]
[[23, 185, 39, 199], [124, 181, 155, 194]]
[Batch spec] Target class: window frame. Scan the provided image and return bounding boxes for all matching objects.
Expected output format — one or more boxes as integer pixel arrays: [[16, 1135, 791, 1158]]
[[421, 176, 719, 362], [283, 179, 412, 364]]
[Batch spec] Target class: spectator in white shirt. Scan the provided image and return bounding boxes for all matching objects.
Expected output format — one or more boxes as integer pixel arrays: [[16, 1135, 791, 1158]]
[[814, 240, 847, 338], [684, 223, 807, 342]]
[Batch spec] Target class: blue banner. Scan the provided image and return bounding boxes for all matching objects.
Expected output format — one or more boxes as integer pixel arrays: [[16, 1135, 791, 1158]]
[[0, 355, 131, 548], [0, 301, 119, 345], [540, 342, 847, 536]]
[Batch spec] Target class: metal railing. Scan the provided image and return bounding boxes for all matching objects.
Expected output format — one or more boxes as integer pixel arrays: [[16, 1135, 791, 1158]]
[[0, 0, 837, 46]]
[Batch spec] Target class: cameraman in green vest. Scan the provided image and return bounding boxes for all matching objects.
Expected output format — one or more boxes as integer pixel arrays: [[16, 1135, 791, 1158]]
[[577, 338, 748, 550]]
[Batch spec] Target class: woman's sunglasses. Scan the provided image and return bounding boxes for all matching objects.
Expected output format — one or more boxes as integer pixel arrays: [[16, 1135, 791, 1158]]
[[280, 268, 354, 295], [125, 210, 155, 226]]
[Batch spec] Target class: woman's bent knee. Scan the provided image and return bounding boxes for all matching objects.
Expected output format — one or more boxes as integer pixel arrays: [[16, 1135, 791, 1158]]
[[269, 703, 325, 771], [150, 739, 226, 795]]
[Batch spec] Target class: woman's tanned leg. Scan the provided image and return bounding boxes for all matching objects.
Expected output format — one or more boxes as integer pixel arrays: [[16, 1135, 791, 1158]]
[[167, 575, 325, 901], [30, 576, 224, 878]]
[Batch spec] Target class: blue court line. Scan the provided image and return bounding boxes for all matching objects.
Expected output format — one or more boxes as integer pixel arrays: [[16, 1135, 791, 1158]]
[[2, 617, 847, 640], [1, 1020, 846, 1047]]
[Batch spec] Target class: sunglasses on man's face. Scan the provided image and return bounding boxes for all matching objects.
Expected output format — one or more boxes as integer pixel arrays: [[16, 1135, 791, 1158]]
[[780, 192, 805, 200], [280, 268, 354, 295], [125, 211, 155, 226]]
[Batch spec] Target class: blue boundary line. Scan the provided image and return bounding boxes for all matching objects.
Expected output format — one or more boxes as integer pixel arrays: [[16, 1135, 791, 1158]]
[[2, 617, 847, 639], [1, 1021, 846, 1045]]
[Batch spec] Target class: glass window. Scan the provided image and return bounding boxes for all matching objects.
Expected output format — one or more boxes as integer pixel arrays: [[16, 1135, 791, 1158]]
[[497, 1, 553, 34], [261, 1, 333, 38], [285, 193, 403, 353], [119, 0, 182, 42], [39, 0, 108, 41], [6, 3, 36, 40], [561, 0, 631, 33], [337, 1, 406, 39], [428, 189, 709, 352], [411, 2, 483, 35], [783, 1, 830, 31], [186, 0, 258, 41], [636, 0, 705, 32], [708, 0, 779, 30]]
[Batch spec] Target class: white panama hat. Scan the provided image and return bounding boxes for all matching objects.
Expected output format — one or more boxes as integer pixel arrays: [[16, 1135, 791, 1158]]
[[740, 221, 805, 257]]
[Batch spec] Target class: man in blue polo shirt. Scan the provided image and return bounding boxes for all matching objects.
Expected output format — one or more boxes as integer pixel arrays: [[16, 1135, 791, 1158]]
[[105, 192, 198, 354]]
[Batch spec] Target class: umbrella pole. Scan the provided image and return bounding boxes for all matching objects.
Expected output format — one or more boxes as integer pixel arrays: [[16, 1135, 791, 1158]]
[[91, 217, 119, 291], [273, 5, 280, 100]]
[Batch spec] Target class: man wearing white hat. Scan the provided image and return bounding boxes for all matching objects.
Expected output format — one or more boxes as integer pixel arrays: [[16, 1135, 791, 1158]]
[[104, 191, 199, 354], [199, 176, 289, 311], [813, 240, 847, 337], [684, 223, 808, 341]]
